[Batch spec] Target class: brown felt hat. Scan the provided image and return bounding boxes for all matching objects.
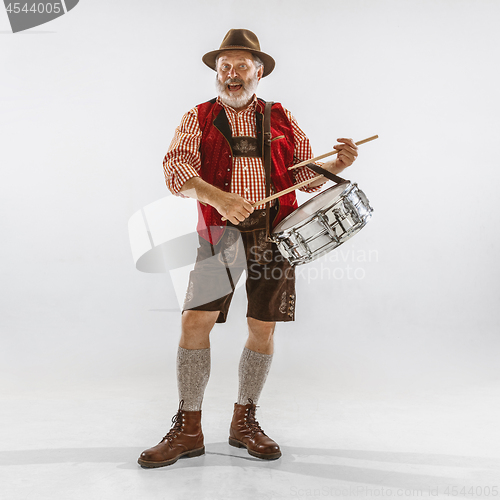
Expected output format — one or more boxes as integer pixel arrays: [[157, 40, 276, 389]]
[[202, 29, 275, 77]]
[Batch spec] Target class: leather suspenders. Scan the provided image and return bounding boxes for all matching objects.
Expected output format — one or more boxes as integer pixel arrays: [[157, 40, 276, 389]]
[[263, 101, 274, 241]]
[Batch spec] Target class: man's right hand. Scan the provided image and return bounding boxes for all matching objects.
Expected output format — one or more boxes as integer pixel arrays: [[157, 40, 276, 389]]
[[213, 191, 254, 225], [180, 177, 254, 225]]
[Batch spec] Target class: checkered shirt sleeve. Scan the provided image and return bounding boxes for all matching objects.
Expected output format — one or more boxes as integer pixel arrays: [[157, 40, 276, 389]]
[[283, 107, 325, 193], [163, 107, 202, 196]]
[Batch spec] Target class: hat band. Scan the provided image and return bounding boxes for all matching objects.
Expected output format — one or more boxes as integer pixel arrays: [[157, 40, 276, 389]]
[[220, 45, 259, 50]]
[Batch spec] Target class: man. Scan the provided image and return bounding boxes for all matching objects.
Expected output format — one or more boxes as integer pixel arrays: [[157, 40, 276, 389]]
[[138, 29, 358, 468]]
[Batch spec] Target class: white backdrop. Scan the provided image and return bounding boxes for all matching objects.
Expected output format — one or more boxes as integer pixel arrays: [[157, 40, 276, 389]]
[[1, 0, 499, 395]]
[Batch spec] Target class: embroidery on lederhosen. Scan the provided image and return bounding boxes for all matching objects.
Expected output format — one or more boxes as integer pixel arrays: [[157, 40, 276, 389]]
[[238, 215, 260, 229], [279, 291, 287, 314], [251, 229, 273, 265], [218, 228, 241, 266], [288, 294, 295, 317], [257, 230, 269, 251], [231, 136, 261, 158]]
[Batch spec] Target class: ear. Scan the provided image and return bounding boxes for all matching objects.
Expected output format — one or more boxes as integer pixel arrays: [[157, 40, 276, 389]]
[[257, 65, 264, 80]]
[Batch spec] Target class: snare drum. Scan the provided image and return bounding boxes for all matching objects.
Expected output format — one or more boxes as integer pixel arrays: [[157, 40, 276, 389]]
[[271, 181, 373, 266]]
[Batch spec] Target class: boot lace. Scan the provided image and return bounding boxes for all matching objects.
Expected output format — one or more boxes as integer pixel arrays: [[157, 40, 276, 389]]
[[245, 398, 266, 438], [161, 400, 184, 443]]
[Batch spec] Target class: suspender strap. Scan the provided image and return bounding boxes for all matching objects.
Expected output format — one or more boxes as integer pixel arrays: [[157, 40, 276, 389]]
[[263, 101, 274, 241], [304, 163, 348, 185]]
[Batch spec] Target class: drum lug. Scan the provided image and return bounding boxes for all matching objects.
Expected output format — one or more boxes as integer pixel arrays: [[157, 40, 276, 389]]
[[317, 213, 339, 243], [275, 241, 291, 261], [295, 232, 312, 259], [345, 201, 361, 224]]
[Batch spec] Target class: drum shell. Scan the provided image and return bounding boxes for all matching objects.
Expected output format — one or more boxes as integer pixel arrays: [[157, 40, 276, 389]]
[[270, 182, 373, 266]]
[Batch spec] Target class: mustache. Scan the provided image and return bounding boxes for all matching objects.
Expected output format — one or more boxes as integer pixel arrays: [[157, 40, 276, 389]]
[[224, 78, 245, 86]]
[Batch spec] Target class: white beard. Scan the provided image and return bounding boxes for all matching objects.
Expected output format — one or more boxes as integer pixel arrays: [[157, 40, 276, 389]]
[[216, 72, 259, 109]]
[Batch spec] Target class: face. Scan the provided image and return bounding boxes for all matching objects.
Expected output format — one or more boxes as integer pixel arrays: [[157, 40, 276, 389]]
[[215, 50, 263, 110]]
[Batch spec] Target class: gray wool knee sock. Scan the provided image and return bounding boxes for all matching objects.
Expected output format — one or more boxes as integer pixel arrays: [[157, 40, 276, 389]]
[[237, 347, 273, 405], [177, 346, 211, 411]]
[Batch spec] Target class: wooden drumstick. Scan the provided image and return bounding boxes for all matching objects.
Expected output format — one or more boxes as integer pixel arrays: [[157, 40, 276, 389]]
[[251, 175, 324, 207], [253, 134, 378, 206], [221, 134, 378, 219], [288, 135, 379, 170]]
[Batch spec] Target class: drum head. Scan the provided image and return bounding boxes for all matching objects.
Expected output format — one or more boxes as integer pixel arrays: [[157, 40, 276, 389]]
[[274, 182, 351, 232]]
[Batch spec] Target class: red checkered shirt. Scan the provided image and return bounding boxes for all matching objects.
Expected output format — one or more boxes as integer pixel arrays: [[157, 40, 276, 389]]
[[163, 95, 324, 209]]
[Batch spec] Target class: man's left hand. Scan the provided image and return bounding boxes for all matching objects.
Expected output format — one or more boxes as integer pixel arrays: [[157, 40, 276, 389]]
[[322, 138, 358, 174]]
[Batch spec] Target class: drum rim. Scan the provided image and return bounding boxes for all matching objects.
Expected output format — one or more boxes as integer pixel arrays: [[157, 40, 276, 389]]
[[272, 180, 352, 234]]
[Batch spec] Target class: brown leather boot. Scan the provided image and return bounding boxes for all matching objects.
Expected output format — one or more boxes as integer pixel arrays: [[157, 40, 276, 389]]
[[229, 399, 281, 460], [138, 401, 205, 468]]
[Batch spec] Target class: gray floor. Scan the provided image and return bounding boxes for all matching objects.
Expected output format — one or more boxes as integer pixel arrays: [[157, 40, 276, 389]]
[[1, 371, 499, 500]]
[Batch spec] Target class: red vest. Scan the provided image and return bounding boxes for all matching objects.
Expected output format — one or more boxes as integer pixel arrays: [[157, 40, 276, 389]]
[[196, 98, 298, 244]]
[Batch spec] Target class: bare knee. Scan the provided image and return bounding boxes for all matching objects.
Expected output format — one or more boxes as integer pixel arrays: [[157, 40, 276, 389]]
[[180, 310, 219, 349], [246, 317, 275, 354]]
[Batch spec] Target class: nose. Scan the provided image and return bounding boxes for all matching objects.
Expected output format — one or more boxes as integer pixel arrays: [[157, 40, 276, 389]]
[[227, 66, 237, 78]]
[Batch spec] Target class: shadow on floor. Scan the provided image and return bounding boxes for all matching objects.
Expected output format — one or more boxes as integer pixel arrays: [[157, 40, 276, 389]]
[[0, 444, 498, 491]]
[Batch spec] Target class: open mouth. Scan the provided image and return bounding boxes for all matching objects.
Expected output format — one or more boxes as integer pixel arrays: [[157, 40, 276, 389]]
[[227, 83, 243, 92]]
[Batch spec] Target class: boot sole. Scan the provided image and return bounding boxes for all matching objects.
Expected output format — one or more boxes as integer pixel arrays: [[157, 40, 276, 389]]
[[228, 437, 282, 460], [137, 446, 205, 468]]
